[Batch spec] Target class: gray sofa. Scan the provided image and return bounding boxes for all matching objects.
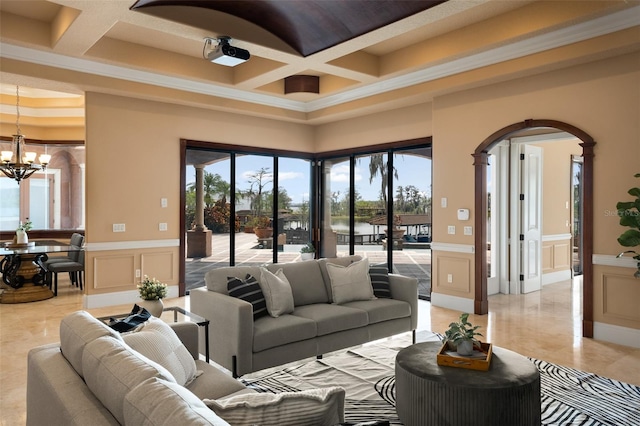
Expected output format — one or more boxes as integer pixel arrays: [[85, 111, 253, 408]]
[[191, 256, 418, 377], [27, 311, 251, 425]]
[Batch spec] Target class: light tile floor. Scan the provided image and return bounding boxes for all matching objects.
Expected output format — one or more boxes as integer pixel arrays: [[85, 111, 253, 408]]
[[1, 276, 639, 425]]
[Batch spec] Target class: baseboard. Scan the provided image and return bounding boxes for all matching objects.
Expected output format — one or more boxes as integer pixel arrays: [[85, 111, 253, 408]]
[[542, 269, 572, 286], [82, 285, 180, 309], [430, 292, 474, 313], [594, 322, 640, 349]]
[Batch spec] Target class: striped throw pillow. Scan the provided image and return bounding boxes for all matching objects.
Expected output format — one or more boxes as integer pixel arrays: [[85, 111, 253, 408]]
[[227, 274, 268, 320], [369, 264, 391, 298]]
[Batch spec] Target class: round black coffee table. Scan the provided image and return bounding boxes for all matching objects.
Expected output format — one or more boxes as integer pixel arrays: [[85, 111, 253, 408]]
[[395, 342, 540, 426]]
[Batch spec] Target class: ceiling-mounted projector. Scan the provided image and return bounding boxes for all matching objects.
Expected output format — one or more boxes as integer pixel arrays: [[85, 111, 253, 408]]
[[204, 37, 250, 67]]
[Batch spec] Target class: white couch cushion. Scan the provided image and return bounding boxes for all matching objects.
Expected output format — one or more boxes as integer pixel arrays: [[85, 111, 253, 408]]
[[123, 316, 200, 386], [326, 258, 375, 304], [59, 310, 123, 378], [259, 267, 294, 317], [204, 387, 345, 426], [124, 377, 231, 426], [82, 336, 176, 424]]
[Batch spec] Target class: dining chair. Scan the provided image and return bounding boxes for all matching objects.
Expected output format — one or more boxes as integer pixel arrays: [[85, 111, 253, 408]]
[[45, 233, 84, 266], [48, 250, 84, 296]]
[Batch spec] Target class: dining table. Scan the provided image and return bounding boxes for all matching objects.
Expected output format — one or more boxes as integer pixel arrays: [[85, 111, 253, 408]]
[[0, 240, 83, 303]]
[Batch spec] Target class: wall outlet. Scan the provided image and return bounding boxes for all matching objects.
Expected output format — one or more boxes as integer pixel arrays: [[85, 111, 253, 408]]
[[135, 269, 141, 278], [447, 225, 455, 235], [441, 197, 447, 208], [447, 274, 453, 283], [464, 226, 473, 235], [161, 198, 168, 208], [112, 223, 125, 232], [159, 222, 167, 231]]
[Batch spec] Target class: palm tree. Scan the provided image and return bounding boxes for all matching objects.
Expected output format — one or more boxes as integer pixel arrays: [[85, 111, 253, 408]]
[[368, 154, 397, 212]]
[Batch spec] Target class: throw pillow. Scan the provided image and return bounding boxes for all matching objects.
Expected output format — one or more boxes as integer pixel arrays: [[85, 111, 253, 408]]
[[369, 264, 391, 298], [204, 386, 345, 426], [227, 274, 268, 320], [259, 267, 295, 317], [123, 317, 200, 386], [124, 377, 231, 426], [82, 336, 176, 425], [326, 258, 375, 304]]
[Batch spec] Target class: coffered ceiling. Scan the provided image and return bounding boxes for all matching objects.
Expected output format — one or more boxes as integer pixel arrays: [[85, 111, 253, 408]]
[[0, 1, 639, 126]]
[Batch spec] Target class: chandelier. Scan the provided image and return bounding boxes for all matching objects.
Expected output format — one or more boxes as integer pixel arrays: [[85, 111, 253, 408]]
[[0, 86, 51, 184]]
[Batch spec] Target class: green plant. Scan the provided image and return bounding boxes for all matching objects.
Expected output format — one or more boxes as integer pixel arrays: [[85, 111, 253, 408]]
[[616, 173, 640, 278], [300, 242, 315, 254], [137, 275, 168, 300], [16, 220, 32, 232], [441, 313, 483, 350]]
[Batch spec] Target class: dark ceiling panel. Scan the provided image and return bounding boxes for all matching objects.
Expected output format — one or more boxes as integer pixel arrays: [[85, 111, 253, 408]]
[[131, 0, 447, 57]]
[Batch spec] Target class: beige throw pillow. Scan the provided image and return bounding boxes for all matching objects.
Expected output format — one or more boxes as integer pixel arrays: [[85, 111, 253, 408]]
[[123, 317, 200, 386], [204, 386, 345, 426], [326, 258, 375, 304], [259, 267, 295, 317]]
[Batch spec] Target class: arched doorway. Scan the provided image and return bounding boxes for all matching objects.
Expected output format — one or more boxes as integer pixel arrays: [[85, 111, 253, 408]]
[[472, 119, 595, 338]]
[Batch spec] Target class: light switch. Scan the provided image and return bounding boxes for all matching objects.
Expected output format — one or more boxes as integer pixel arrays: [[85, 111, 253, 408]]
[[441, 197, 447, 208], [161, 198, 168, 208], [159, 223, 167, 231], [113, 223, 125, 232], [448, 225, 456, 235], [464, 226, 473, 235]]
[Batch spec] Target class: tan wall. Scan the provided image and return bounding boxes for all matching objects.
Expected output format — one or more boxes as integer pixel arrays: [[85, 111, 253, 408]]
[[84, 93, 314, 295], [431, 52, 640, 316]]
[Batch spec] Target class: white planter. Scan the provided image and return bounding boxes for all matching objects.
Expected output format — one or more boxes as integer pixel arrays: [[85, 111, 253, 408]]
[[138, 298, 164, 317], [456, 340, 474, 356], [16, 230, 28, 245], [300, 252, 314, 261]]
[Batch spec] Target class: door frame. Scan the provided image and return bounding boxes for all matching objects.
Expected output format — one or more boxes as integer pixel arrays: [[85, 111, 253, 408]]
[[472, 119, 595, 338]]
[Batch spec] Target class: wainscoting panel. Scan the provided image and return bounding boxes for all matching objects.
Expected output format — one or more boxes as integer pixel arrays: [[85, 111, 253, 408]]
[[541, 235, 571, 284], [602, 273, 640, 322], [435, 255, 471, 294], [92, 254, 136, 290], [140, 251, 176, 283]]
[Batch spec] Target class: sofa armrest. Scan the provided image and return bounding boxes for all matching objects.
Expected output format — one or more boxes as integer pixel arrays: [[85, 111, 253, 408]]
[[388, 273, 418, 331], [27, 344, 119, 426], [190, 287, 254, 376], [169, 322, 199, 360]]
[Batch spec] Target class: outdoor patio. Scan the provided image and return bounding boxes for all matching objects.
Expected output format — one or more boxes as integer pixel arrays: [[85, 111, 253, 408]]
[[185, 232, 431, 299]]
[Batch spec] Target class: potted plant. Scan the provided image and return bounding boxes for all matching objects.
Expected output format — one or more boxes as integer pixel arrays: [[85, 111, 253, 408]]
[[616, 173, 640, 278], [137, 275, 168, 317], [384, 214, 405, 240], [300, 242, 315, 260], [441, 312, 483, 356], [15, 220, 33, 245], [253, 216, 273, 239]]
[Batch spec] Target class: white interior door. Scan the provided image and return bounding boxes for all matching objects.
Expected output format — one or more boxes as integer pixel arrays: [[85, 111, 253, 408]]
[[519, 144, 543, 293]]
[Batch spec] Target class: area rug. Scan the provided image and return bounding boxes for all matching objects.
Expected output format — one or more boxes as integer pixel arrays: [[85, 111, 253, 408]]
[[240, 332, 640, 426]]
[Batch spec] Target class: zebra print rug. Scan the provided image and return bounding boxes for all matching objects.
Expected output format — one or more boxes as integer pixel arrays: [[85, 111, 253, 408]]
[[240, 333, 640, 425]]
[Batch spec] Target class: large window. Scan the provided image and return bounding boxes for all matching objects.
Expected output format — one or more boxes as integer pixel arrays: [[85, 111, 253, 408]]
[[0, 141, 85, 230]]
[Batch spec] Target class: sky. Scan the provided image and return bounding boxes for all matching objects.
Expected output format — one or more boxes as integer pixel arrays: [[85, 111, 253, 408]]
[[189, 153, 432, 206]]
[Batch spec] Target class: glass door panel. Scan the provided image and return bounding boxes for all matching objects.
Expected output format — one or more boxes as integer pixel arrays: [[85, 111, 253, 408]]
[[321, 158, 350, 258], [235, 155, 274, 265], [392, 148, 432, 300], [277, 157, 312, 262]]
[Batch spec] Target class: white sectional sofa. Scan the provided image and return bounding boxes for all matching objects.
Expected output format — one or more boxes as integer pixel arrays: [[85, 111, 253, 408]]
[[191, 256, 418, 377]]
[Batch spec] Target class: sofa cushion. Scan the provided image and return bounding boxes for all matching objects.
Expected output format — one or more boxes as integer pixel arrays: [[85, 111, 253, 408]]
[[187, 360, 252, 400], [227, 274, 268, 320], [326, 258, 375, 304], [59, 310, 123, 378], [82, 336, 176, 424], [369, 264, 391, 298], [318, 255, 362, 300], [124, 377, 231, 426], [206, 266, 262, 294], [342, 299, 411, 324], [123, 317, 200, 386], [253, 314, 317, 352], [266, 261, 329, 306], [204, 386, 345, 426], [259, 267, 295, 317], [293, 304, 368, 336]]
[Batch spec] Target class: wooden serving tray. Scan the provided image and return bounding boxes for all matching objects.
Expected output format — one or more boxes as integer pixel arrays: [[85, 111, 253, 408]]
[[437, 342, 493, 371]]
